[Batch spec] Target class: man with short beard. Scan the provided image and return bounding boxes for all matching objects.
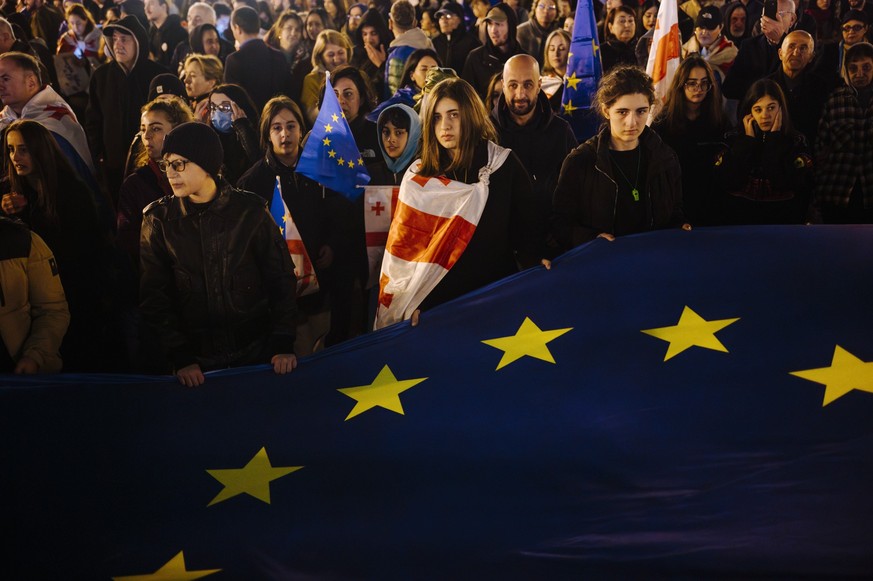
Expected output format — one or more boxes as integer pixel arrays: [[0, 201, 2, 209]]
[[490, 54, 576, 257]]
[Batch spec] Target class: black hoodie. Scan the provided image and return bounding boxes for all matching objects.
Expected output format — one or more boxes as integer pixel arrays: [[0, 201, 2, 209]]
[[85, 15, 167, 197], [461, 3, 526, 101]]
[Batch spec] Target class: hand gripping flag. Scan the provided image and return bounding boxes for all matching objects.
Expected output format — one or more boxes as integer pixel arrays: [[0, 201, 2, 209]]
[[363, 184, 400, 290], [375, 142, 511, 329], [646, 0, 681, 120], [560, 0, 602, 142], [296, 71, 370, 200], [270, 177, 319, 297]]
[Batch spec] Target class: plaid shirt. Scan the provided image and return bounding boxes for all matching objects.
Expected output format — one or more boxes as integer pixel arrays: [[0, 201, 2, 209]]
[[814, 84, 873, 207]]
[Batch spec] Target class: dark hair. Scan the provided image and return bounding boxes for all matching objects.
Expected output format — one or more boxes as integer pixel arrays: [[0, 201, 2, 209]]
[[64, 3, 96, 35], [305, 7, 330, 40], [4, 120, 78, 224], [738, 78, 793, 134], [604, 5, 637, 41], [319, 64, 376, 117], [377, 106, 411, 132], [593, 64, 655, 116], [418, 77, 497, 176], [400, 48, 441, 89], [207, 83, 259, 122], [657, 55, 725, 135], [136, 96, 195, 167], [846, 41, 873, 65], [231, 6, 260, 34], [259, 96, 305, 151], [0, 52, 42, 85]]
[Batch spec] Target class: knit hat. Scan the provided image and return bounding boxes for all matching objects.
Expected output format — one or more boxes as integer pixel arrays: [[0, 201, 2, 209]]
[[161, 122, 224, 178], [148, 73, 187, 101]]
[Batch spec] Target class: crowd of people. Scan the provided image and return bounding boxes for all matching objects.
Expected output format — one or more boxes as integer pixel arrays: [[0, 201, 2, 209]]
[[0, 0, 869, 382]]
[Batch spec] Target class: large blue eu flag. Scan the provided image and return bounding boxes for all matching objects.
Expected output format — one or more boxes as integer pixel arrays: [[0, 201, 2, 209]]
[[297, 72, 370, 200], [561, 0, 603, 142], [2, 227, 873, 578]]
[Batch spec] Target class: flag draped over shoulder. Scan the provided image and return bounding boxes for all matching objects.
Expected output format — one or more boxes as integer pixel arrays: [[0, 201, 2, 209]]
[[2, 226, 873, 579], [375, 142, 511, 329], [269, 177, 318, 297], [296, 72, 370, 200], [363, 184, 399, 289], [646, 0, 681, 116], [560, 0, 602, 142]]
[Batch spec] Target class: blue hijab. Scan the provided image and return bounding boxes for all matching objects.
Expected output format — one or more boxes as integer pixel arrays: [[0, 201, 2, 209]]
[[377, 104, 421, 174]]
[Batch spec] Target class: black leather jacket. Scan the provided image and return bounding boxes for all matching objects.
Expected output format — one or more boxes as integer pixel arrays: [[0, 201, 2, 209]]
[[139, 181, 297, 371]]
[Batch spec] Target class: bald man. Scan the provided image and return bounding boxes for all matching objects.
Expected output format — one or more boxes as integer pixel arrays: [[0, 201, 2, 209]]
[[490, 54, 576, 258], [766, 29, 833, 148]]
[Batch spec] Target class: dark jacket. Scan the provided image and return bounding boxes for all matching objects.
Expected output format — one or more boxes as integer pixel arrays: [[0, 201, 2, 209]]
[[139, 181, 298, 371], [86, 15, 167, 191], [515, 16, 556, 65], [552, 126, 685, 248], [432, 26, 481, 75], [215, 117, 261, 186], [148, 13, 187, 68], [722, 33, 783, 100], [170, 23, 236, 73], [224, 38, 294, 113], [600, 38, 638, 74], [116, 160, 171, 269], [461, 3, 526, 100], [766, 66, 833, 150]]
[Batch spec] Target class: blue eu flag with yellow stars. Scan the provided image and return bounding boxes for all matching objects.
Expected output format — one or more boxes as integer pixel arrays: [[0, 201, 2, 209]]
[[561, 0, 603, 142], [297, 71, 370, 200], [2, 227, 873, 578]]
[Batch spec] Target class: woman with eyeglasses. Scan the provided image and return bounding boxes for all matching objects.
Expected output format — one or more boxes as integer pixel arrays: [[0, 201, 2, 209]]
[[653, 56, 728, 226], [205, 83, 261, 185], [600, 6, 639, 74], [140, 122, 298, 386], [714, 79, 814, 225], [517, 0, 560, 66], [553, 65, 688, 249]]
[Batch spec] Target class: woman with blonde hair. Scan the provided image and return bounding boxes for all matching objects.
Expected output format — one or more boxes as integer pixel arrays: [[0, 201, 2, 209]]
[[299, 29, 353, 123], [375, 77, 544, 328], [541, 28, 571, 109], [182, 53, 223, 122]]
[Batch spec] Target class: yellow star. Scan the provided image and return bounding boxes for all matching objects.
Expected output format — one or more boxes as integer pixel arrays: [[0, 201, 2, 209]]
[[278, 226, 284, 235], [790, 346, 873, 406], [357, 157, 364, 166], [112, 551, 220, 581], [206, 447, 302, 507], [328, 149, 336, 158], [641, 306, 739, 361], [592, 40, 599, 55], [322, 137, 331, 146], [482, 317, 572, 370], [341, 111, 346, 119], [347, 160, 355, 168], [337, 157, 345, 166], [565, 72, 581, 91], [338, 365, 427, 421], [562, 100, 578, 114], [331, 113, 339, 122], [324, 123, 333, 133]]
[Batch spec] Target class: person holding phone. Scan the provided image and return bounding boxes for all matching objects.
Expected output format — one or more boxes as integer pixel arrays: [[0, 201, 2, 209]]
[[715, 79, 815, 225]]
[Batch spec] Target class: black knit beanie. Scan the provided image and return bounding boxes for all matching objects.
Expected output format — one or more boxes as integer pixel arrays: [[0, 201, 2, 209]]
[[162, 122, 224, 178]]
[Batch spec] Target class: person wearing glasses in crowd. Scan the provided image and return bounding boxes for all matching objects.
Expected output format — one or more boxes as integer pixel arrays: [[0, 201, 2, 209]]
[[432, 1, 480, 75], [681, 6, 738, 83], [653, 57, 729, 226], [140, 122, 298, 386], [553, 66, 688, 248], [516, 0, 559, 66], [815, 10, 870, 84], [342, 3, 366, 38], [205, 83, 261, 185]]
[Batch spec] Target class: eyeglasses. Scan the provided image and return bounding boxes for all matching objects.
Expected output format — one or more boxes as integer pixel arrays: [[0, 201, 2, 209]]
[[684, 78, 712, 90], [348, 13, 362, 19], [158, 158, 189, 173], [209, 102, 233, 113], [438, 13, 456, 20], [536, 3, 557, 10], [843, 24, 866, 32]]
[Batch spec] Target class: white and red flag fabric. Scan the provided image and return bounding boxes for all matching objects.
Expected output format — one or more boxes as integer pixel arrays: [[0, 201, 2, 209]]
[[270, 177, 320, 297], [375, 142, 511, 329], [363, 185, 400, 290], [645, 0, 681, 120]]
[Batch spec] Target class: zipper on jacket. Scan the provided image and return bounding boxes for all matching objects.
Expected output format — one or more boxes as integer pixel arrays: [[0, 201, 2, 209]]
[[594, 162, 619, 234]]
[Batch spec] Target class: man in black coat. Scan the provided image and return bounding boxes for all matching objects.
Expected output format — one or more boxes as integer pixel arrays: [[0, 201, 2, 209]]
[[462, 3, 527, 101], [491, 54, 576, 257], [144, 0, 187, 68], [86, 15, 166, 201], [432, 1, 480, 74], [224, 6, 293, 113]]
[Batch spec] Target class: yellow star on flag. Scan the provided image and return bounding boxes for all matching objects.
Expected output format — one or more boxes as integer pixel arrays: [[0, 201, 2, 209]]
[[562, 100, 579, 114], [322, 137, 331, 146], [347, 160, 355, 168], [337, 157, 345, 166], [331, 113, 339, 122], [206, 447, 302, 507], [324, 123, 333, 133], [641, 306, 739, 361], [482, 317, 572, 370], [357, 157, 364, 166], [790, 346, 873, 406], [328, 149, 336, 158], [565, 72, 581, 91], [592, 39, 600, 55], [338, 365, 427, 421], [112, 551, 220, 581]]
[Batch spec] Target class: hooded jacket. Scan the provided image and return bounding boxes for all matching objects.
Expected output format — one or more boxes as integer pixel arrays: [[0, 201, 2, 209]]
[[85, 15, 167, 183], [461, 4, 526, 100], [385, 27, 434, 97]]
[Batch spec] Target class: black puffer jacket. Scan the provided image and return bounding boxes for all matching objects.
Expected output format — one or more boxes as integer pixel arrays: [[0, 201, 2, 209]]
[[139, 181, 297, 371]]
